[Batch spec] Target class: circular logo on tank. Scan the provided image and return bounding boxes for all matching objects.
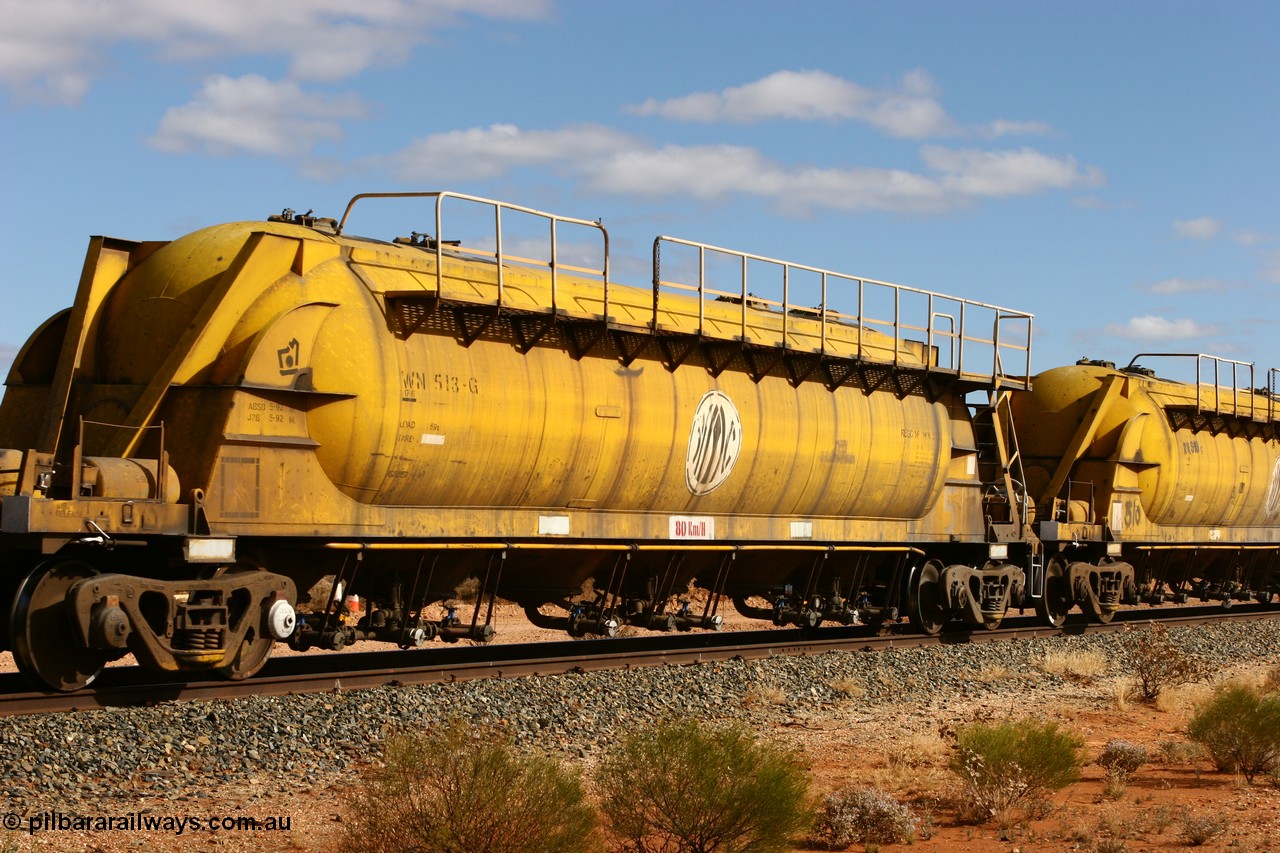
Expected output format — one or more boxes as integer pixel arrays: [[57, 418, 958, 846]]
[[1265, 457, 1280, 517], [685, 391, 743, 496]]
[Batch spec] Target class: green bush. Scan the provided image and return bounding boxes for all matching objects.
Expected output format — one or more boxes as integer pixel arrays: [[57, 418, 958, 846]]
[[596, 718, 811, 853], [1186, 684, 1280, 783], [342, 720, 600, 853], [949, 719, 1083, 823], [813, 786, 917, 849]]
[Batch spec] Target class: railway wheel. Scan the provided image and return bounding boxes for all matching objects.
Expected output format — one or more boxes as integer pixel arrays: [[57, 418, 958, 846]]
[[907, 561, 946, 635], [214, 629, 274, 681], [212, 566, 276, 681], [1035, 557, 1072, 628], [9, 559, 108, 692]]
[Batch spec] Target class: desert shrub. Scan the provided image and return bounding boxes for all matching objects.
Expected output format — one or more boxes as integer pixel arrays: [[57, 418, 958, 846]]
[[885, 732, 949, 771], [300, 575, 341, 612], [949, 719, 1083, 823], [1097, 739, 1147, 797], [450, 575, 481, 603], [1094, 838, 1129, 853], [596, 718, 811, 853], [1094, 805, 1144, 840], [1156, 739, 1207, 765], [1180, 811, 1228, 846], [742, 684, 788, 707], [1118, 623, 1212, 703], [1038, 648, 1110, 682], [1186, 684, 1280, 783], [812, 786, 918, 849], [1262, 663, 1280, 695], [1145, 803, 1177, 833], [829, 677, 866, 698], [342, 720, 599, 853], [1097, 739, 1147, 778], [974, 664, 1012, 683]]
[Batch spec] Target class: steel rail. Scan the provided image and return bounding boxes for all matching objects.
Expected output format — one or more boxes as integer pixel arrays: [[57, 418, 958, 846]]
[[1, 604, 1276, 718]]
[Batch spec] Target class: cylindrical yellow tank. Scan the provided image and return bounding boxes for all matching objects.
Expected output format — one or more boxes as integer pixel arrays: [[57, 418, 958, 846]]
[[306, 321, 952, 518], [96, 221, 313, 385], [87, 219, 954, 522], [288, 245, 953, 520], [1015, 362, 1280, 529]]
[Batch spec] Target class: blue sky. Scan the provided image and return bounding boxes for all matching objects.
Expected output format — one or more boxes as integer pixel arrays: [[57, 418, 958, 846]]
[[2, 1, 1277, 387]]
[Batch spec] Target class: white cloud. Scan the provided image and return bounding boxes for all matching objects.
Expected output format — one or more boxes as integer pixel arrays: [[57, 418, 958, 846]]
[[1143, 277, 1233, 295], [389, 123, 637, 181], [629, 69, 1054, 142], [0, 0, 550, 103], [1261, 250, 1280, 285], [1102, 315, 1220, 341], [582, 147, 942, 215], [1231, 229, 1272, 247], [149, 75, 367, 156], [585, 144, 778, 200], [1173, 217, 1222, 240], [921, 146, 1104, 198], [386, 124, 1104, 215], [629, 69, 961, 138], [978, 119, 1054, 139]]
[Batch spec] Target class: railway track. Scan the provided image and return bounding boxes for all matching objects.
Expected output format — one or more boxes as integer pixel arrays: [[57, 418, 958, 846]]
[[2, 604, 1276, 717]]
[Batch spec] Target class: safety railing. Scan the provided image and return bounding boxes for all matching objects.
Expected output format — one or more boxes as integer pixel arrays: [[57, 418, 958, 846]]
[[336, 191, 611, 318], [1271, 369, 1280, 422], [1124, 353, 1280, 421], [332, 192, 1036, 389], [652, 236, 1034, 389]]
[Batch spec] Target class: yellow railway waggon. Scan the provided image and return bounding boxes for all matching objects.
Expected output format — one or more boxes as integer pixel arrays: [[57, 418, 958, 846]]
[[1015, 356, 1280, 625], [0, 191, 1274, 692]]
